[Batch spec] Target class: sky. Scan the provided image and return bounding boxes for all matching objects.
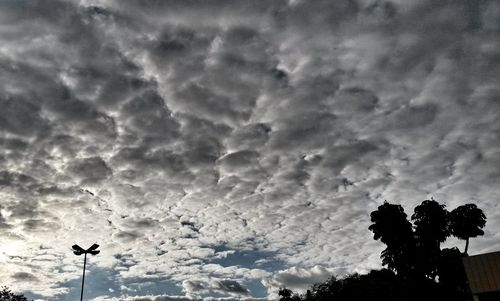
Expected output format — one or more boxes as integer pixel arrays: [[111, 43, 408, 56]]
[[0, 0, 500, 300]]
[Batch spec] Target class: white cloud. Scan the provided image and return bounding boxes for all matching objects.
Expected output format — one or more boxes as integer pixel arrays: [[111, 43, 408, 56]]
[[0, 0, 499, 300], [262, 266, 332, 299]]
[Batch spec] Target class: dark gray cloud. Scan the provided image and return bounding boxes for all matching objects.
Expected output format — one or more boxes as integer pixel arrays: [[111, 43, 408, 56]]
[[0, 0, 499, 300], [11, 271, 38, 282], [264, 266, 331, 292], [225, 123, 271, 152], [66, 156, 113, 184], [0, 95, 49, 137], [182, 279, 249, 298], [0, 171, 37, 190], [215, 280, 249, 295]]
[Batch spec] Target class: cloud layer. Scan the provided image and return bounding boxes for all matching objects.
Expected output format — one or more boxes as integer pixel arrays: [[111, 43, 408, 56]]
[[1, 0, 500, 299]]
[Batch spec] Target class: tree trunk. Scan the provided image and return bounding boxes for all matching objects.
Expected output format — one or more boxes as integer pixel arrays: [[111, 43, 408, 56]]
[[464, 238, 469, 255]]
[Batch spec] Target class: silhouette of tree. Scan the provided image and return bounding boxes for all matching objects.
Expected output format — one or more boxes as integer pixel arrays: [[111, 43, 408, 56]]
[[411, 199, 450, 279], [449, 203, 486, 254], [368, 202, 416, 276], [278, 288, 301, 301], [278, 269, 451, 301], [0, 287, 30, 301], [279, 199, 485, 301], [412, 199, 450, 246], [437, 247, 470, 300]]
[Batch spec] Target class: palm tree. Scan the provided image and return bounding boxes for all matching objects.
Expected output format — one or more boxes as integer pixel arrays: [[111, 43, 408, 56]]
[[449, 204, 486, 254]]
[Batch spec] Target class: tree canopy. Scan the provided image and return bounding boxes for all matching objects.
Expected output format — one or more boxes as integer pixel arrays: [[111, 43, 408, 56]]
[[368, 202, 416, 276], [368, 200, 486, 279], [412, 199, 450, 245], [279, 199, 487, 301], [0, 287, 29, 301], [449, 203, 486, 254]]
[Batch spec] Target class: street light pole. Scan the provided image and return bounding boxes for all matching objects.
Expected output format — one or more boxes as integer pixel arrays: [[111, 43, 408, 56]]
[[72, 243, 100, 301], [80, 252, 87, 301]]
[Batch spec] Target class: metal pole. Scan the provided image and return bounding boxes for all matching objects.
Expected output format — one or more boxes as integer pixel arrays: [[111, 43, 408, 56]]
[[80, 252, 87, 301]]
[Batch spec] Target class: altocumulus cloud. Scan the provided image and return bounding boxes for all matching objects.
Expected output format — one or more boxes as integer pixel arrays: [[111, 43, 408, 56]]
[[0, 0, 500, 300]]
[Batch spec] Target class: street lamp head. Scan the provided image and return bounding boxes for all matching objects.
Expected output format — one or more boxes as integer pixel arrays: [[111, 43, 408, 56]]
[[73, 243, 100, 301], [71, 244, 101, 256], [72, 244, 85, 254], [86, 243, 100, 252], [72, 243, 100, 255]]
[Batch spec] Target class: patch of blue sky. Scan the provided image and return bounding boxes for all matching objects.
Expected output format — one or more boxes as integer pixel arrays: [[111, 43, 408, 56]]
[[22, 246, 281, 300], [23, 267, 182, 301], [211, 245, 287, 272], [245, 278, 268, 298]]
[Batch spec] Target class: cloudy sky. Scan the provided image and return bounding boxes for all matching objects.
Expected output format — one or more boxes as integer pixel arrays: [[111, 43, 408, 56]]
[[1, 0, 500, 300]]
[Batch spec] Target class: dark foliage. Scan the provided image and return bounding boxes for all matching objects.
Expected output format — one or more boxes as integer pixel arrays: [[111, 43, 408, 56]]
[[449, 204, 486, 254], [0, 287, 30, 301], [438, 247, 470, 300], [412, 200, 450, 244], [411, 199, 450, 279], [279, 269, 461, 301], [368, 202, 416, 277], [278, 288, 301, 301], [279, 199, 486, 301]]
